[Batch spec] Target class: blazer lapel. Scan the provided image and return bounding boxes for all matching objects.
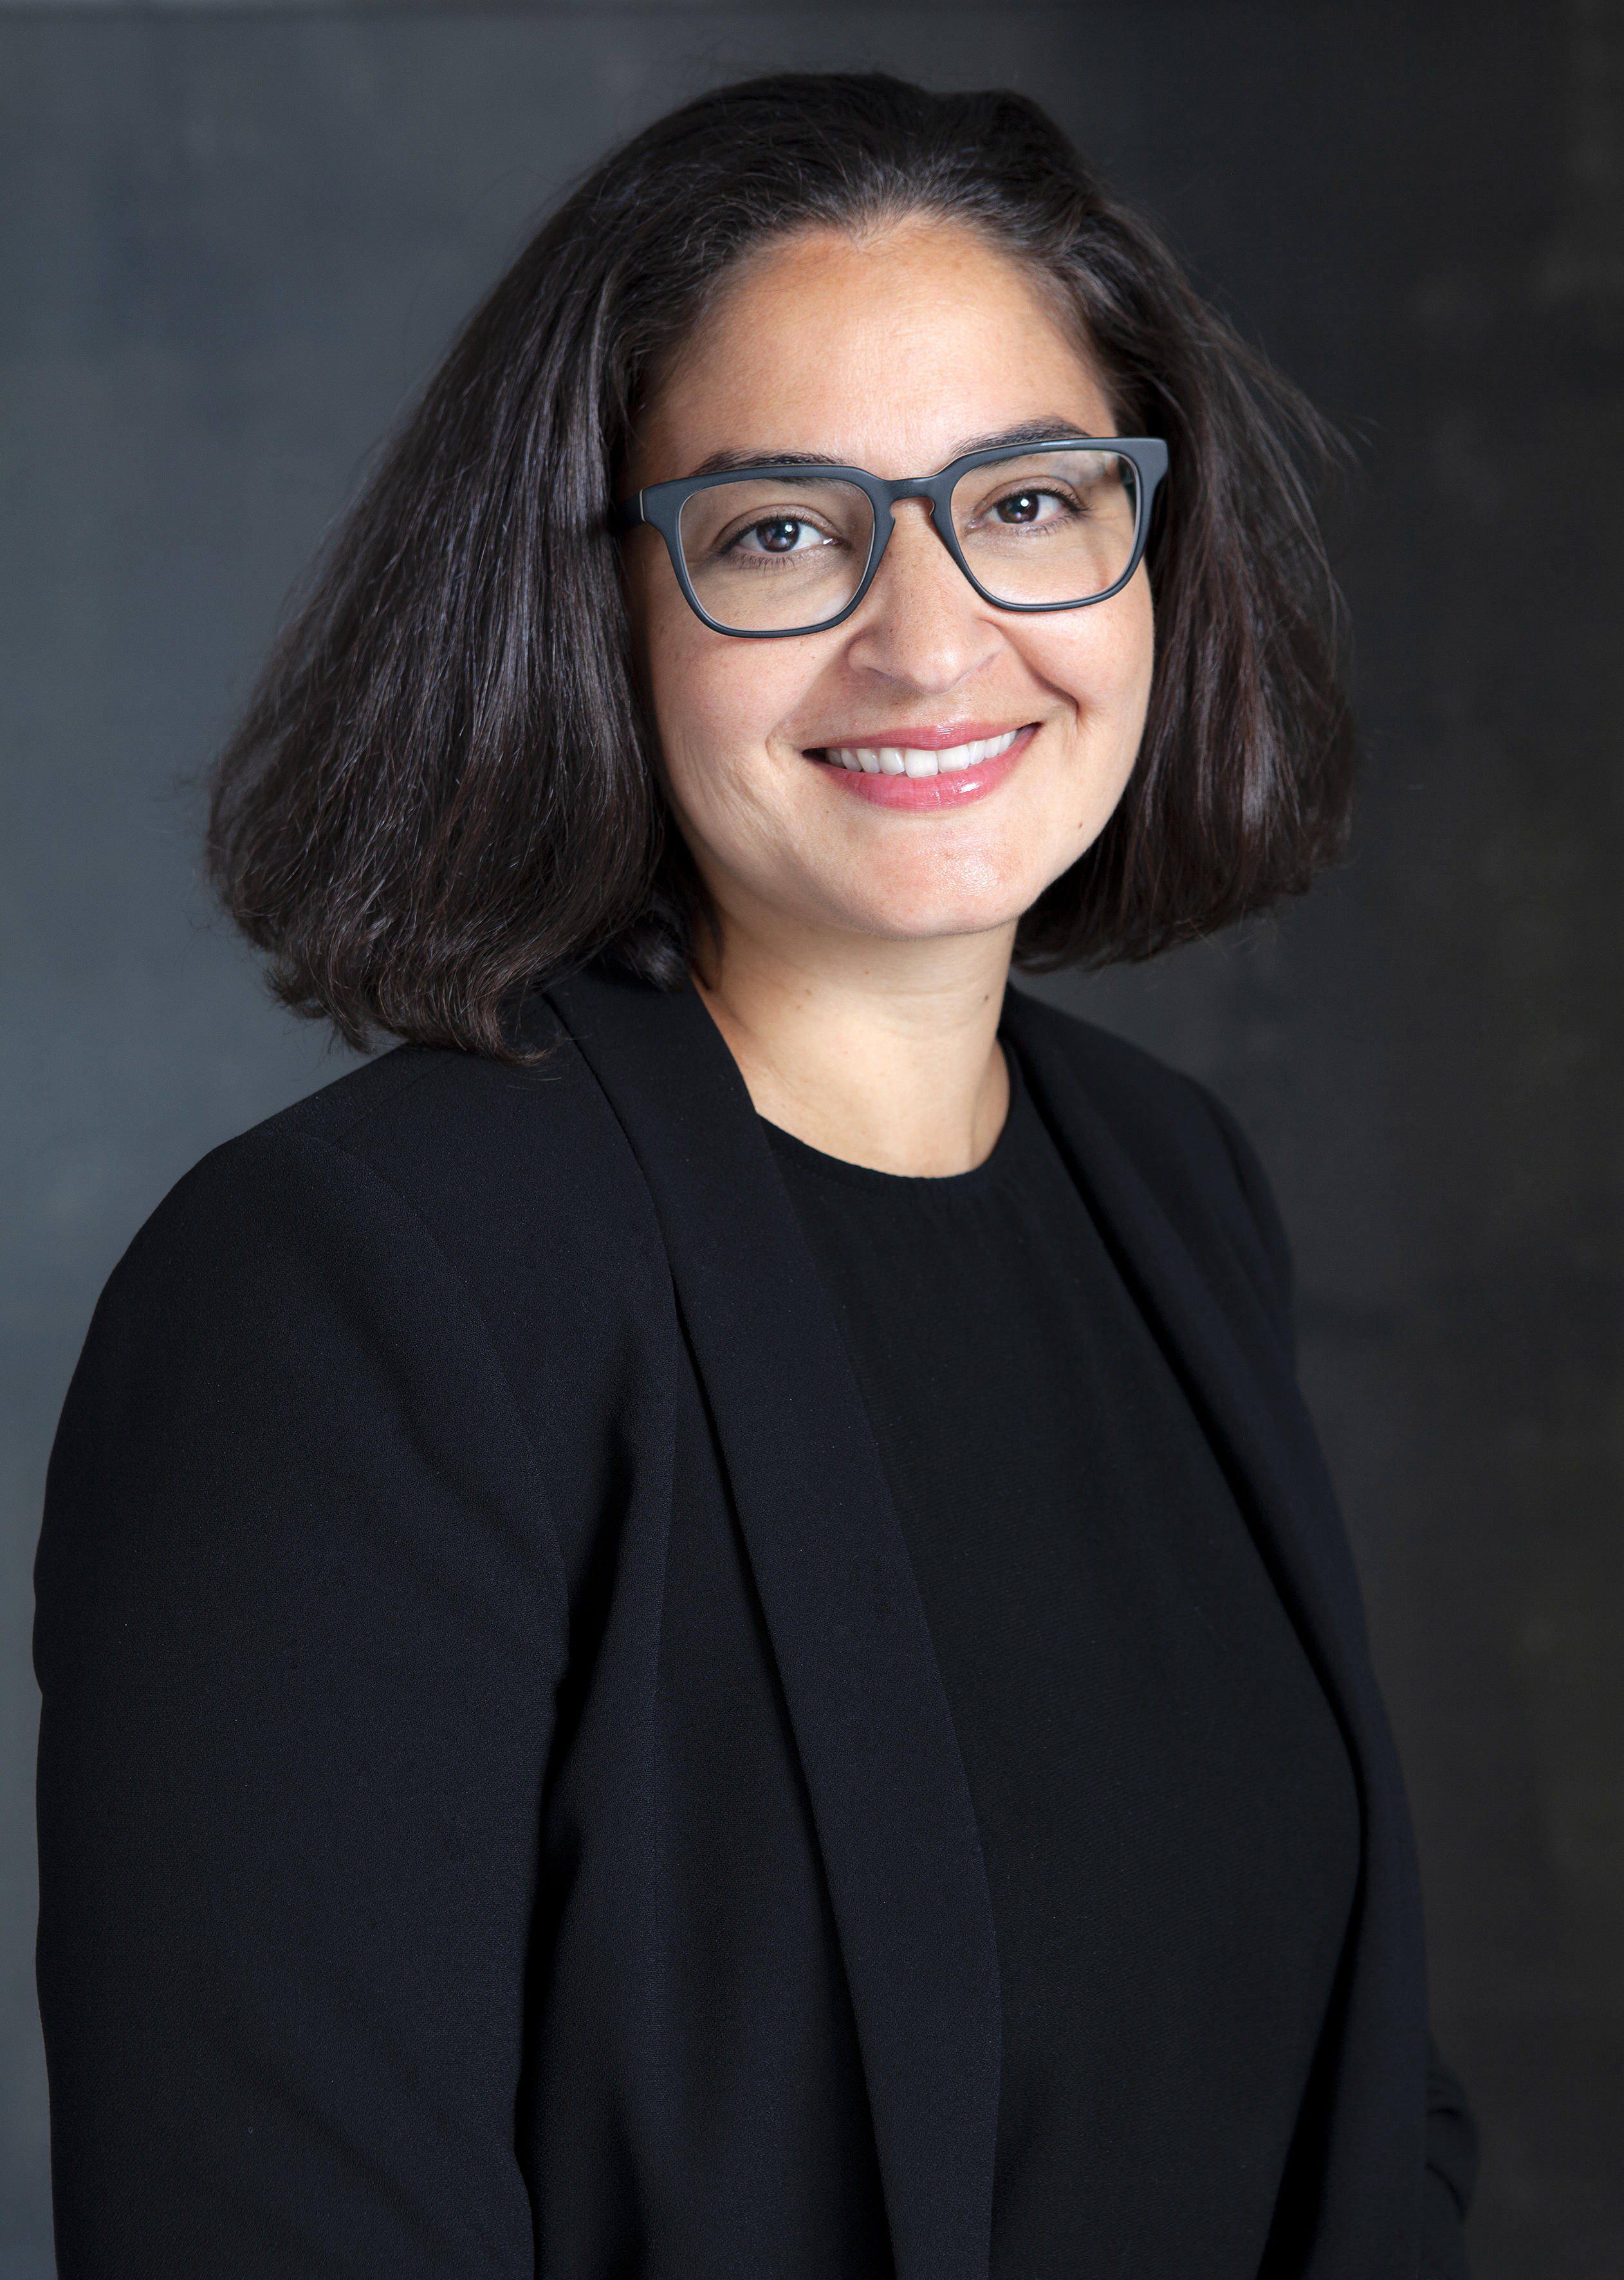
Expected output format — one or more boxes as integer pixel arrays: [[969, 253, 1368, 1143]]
[[1004, 992, 1428, 2279], [547, 965, 1001, 2280], [1003, 994, 1372, 1674]]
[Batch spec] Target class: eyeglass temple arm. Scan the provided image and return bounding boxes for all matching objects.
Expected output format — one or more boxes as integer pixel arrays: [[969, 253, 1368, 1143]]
[[610, 495, 646, 533]]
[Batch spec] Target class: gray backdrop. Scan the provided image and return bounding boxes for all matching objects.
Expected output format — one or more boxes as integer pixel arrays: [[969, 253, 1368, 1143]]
[[3, 2, 1620, 2272]]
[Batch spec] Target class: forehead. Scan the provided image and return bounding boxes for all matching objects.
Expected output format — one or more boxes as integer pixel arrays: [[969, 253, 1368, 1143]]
[[635, 219, 1114, 484]]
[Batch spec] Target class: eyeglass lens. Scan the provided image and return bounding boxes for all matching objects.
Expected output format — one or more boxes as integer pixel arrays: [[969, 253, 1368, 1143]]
[[674, 449, 1140, 633]]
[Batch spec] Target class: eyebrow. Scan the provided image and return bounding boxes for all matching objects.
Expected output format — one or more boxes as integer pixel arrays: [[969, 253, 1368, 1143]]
[[686, 420, 1105, 479]]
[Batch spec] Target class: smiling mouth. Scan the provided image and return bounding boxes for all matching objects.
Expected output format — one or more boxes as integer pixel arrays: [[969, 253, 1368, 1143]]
[[817, 727, 1024, 779]]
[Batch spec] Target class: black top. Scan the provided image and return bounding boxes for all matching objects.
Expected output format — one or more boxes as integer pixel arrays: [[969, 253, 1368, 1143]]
[[768, 1050, 1361, 2278], [35, 969, 1477, 2280]]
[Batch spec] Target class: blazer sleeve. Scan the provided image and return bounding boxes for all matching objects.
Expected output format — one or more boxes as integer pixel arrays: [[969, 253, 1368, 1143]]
[[1421, 2039, 1481, 2279], [35, 1126, 571, 2279], [1188, 1080, 1484, 2276]]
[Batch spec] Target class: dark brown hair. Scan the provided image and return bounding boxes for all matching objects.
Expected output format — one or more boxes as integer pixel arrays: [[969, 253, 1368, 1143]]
[[207, 71, 1355, 1059]]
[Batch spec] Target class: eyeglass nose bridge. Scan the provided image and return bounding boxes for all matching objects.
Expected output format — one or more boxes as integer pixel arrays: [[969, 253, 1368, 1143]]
[[876, 474, 950, 541], [861, 472, 977, 625], [867, 475, 950, 577], [882, 474, 942, 507]]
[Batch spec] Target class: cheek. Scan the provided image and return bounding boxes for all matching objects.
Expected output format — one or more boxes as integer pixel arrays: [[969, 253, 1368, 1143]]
[[651, 638, 766, 819], [1013, 580, 1152, 878], [639, 579, 743, 776], [1046, 573, 1156, 772], [643, 606, 811, 860], [1120, 575, 1158, 720], [1076, 573, 1154, 712]]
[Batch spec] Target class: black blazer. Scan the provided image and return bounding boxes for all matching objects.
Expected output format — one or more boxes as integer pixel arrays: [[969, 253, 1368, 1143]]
[[35, 963, 1476, 2279]]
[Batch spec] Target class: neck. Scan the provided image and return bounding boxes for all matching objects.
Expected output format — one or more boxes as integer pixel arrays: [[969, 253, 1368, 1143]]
[[692, 907, 1014, 1178]]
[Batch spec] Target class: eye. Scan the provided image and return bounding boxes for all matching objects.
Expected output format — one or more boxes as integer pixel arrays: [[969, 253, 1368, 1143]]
[[732, 515, 831, 557], [992, 487, 1069, 526]]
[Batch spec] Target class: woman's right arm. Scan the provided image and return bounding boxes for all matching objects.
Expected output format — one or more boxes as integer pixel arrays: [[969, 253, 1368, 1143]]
[[35, 1124, 570, 2279]]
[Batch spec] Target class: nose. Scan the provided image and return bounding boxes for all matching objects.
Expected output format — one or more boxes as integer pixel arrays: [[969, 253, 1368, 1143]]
[[842, 497, 1002, 693]]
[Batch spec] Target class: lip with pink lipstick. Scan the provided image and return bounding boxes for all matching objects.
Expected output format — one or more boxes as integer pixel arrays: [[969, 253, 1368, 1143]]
[[809, 721, 1037, 809]]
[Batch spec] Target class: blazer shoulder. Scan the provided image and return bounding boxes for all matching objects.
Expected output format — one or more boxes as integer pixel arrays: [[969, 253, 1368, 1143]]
[[160, 1021, 654, 1256], [1003, 988, 1296, 1325], [94, 1023, 673, 1458], [270, 1025, 629, 1185]]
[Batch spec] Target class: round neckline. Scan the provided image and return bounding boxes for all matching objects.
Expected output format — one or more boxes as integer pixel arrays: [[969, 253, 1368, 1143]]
[[760, 1043, 1026, 1196]]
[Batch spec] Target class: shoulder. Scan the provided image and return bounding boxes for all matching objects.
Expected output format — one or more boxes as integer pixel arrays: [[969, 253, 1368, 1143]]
[[86, 1018, 672, 1430], [254, 1018, 647, 1219], [1002, 986, 1296, 1331], [154, 1013, 652, 1245]]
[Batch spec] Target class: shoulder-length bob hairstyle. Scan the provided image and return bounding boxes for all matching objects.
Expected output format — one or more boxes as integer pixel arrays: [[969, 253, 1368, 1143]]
[[208, 70, 1355, 1059]]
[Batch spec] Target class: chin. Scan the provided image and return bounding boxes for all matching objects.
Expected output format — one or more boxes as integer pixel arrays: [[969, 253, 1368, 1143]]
[[829, 852, 1058, 943], [833, 885, 1040, 943]]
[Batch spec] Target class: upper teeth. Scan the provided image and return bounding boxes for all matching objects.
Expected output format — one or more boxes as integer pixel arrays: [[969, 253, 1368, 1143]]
[[827, 728, 1021, 776]]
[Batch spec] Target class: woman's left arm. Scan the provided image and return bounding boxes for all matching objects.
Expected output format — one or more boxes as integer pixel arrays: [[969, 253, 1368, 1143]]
[[1199, 1082, 1482, 2277], [1421, 2038, 1480, 2280]]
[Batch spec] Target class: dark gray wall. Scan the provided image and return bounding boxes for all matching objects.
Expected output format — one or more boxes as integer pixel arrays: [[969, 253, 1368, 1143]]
[[3, 3, 1619, 2272]]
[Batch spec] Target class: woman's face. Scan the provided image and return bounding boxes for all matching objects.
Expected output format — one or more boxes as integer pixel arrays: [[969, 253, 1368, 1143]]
[[623, 219, 1156, 956]]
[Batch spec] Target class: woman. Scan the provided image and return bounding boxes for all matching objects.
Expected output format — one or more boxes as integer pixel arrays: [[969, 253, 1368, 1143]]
[[36, 71, 1477, 2280]]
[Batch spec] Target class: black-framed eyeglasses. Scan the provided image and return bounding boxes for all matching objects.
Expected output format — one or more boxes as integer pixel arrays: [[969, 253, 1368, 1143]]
[[612, 436, 1168, 639]]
